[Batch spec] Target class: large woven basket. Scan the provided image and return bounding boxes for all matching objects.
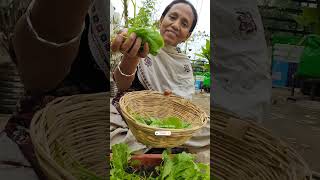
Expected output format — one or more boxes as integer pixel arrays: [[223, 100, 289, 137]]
[[119, 90, 208, 148], [30, 92, 108, 180], [211, 107, 312, 180]]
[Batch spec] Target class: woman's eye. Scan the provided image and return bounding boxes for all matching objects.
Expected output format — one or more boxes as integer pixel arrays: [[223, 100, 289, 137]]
[[182, 22, 188, 27], [169, 15, 176, 20]]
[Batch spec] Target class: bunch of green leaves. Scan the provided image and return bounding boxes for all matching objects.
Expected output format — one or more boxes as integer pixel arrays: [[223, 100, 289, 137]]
[[156, 150, 210, 180], [110, 143, 210, 180], [133, 114, 191, 129], [126, 0, 164, 55], [110, 143, 142, 180], [110, 143, 158, 180]]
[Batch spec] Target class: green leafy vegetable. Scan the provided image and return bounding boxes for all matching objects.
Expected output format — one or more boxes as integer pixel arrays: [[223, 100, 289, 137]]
[[127, 0, 164, 55], [75, 143, 210, 180], [110, 143, 142, 180], [128, 27, 164, 56], [157, 150, 209, 180], [110, 143, 210, 180], [133, 114, 191, 129]]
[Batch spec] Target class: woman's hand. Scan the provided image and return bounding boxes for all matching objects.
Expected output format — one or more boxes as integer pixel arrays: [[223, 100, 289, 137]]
[[111, 29, 149, 60], [112, 29, 150, 92]]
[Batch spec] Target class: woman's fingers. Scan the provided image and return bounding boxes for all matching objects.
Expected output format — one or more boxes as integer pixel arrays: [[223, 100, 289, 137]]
[[111, 29, 128, 52], [120, 33, 136, 54], [127, 37, 142, 58], [111, 29, 150, 59], [139, 42, 149, 58]]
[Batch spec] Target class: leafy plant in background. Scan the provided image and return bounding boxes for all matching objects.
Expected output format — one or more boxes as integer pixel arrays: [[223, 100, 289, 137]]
[[294, 7, 320, 35], [195, 39, 210, 61], [195, 39, 210, 72]]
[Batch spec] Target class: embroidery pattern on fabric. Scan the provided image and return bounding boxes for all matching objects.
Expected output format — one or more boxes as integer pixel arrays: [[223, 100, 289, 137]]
[[89, 4, 110, 73], [236, 11, 257, 35], [184, 64, 191, 72], [144, 56, 152, 67]]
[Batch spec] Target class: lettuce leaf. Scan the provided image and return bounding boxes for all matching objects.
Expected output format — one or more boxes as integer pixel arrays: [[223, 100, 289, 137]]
[[128, 27, 164, 56], [157, 150, 210, 180], [133, 114, 191, 129]]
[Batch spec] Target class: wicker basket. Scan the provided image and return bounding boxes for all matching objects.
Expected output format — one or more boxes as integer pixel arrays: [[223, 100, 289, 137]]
[[30, 92, 108, 180], [119, 90, 208, 148], [211, 107, 312, 180]]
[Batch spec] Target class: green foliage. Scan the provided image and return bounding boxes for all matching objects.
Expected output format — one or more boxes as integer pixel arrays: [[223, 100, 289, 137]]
[[126, 0, 164, 55], [128, 27, 164, 56], [75, 143, 211, 180], [293, 7, 320, 35], [133, 114, 191, 129], [128, 0, 156, 29], [110, 143, 142, 180], [157, 150, 210, 180], [195, 39, 210, 61]]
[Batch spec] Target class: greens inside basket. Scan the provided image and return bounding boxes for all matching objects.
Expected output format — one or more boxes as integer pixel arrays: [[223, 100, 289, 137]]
[[132, 113, 192, 129]]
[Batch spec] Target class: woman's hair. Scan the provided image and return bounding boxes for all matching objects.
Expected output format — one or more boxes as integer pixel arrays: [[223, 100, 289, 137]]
[[160, 0, 198, 33]]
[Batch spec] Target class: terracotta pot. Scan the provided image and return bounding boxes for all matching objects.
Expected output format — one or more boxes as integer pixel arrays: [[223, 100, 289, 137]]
[[131, 154, 162, 168]]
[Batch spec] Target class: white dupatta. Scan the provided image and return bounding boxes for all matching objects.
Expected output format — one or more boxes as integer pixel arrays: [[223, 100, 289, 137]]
[[137, 45, 195, 99]]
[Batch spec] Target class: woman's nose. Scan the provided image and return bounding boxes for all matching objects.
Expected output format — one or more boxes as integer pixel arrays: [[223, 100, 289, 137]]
[[171, 20, 180, 31]]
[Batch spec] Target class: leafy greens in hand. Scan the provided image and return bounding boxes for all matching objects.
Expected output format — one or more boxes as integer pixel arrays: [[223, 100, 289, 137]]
[[127, 0, 164, 56]]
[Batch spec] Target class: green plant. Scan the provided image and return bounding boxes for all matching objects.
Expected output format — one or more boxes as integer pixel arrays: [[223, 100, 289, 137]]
[[126, 0, 164, 55], [294, 7, 320, 35], [111, 143, 210, 180], [73, 143, 210, 179], [195, 39, 210, 61], [157, 150, 210, 180], [110, 143, 142, 180]]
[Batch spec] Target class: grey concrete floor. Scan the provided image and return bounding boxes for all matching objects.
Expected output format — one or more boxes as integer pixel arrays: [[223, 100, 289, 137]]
[[263, 88, 320, 173]]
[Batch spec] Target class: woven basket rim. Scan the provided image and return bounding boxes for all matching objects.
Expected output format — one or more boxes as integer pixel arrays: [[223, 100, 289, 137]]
[[29, 92, 109, 179], [119, 90, 208, 132], [121, 108, 208, 132], [212, 107, 312, 179], [30, 108, 77, 179]]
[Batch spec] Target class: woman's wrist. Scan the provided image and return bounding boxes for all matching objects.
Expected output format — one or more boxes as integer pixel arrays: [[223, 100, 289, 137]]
[[119, 55, 140, 75]]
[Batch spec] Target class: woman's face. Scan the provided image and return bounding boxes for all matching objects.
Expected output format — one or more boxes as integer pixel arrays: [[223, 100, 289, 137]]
[[160, 3, 194, 46]]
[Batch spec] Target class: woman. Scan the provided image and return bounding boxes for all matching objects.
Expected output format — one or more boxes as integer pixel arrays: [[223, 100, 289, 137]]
[[110, 0, 209, 162], [111, 0, 197, 99]]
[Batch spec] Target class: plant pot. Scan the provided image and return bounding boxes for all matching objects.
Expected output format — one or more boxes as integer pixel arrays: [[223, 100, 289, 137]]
[[131, 154, 162, 169]]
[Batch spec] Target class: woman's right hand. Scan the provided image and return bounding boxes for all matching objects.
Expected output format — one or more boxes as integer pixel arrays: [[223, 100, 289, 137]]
[[111, 29, 149, 60]]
